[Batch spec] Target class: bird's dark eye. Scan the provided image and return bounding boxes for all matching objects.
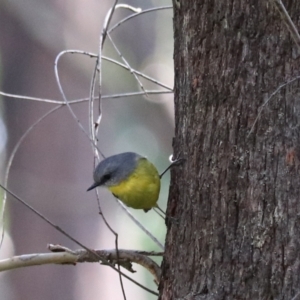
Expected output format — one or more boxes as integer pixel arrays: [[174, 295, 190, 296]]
[[102, 174, 111, 182]]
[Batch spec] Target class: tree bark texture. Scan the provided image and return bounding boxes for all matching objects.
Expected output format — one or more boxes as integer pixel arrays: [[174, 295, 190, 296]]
[[160, 1, 300, 299]]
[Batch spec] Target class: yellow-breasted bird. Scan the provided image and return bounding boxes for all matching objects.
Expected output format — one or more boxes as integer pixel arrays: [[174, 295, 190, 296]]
[[87, 152, 160, 212]]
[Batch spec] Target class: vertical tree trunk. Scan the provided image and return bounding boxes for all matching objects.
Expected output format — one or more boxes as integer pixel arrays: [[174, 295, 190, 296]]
[[160, 0, 300, 299]]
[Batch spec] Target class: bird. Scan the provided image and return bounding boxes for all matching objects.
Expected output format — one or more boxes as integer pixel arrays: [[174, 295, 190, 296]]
[[87, 152, 161, 212]]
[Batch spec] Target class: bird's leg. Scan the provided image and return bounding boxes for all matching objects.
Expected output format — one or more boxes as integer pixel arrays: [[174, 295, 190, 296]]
[[153, 205, 179, 224], [153, 206, 165, 219], [155, 205, 166, 216]]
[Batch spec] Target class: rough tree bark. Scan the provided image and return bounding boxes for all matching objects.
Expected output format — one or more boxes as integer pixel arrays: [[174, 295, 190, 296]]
[[160, 0, 300, 299]]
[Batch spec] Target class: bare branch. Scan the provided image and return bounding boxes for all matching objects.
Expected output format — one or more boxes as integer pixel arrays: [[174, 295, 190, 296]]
[[0, 244, 162, 286]]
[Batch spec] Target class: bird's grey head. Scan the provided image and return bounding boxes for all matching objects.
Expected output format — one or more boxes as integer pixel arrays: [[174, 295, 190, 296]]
[[87, 152, 142, 191]]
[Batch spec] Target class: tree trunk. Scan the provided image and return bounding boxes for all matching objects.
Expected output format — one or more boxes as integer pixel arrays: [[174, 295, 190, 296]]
[[160, 0, 300, 299]]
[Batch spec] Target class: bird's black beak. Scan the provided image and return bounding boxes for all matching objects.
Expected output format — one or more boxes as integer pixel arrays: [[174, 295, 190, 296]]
[[87, 182, 99, 191]]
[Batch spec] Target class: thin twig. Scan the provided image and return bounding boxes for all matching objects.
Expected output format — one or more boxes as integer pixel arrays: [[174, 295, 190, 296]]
[[54, 51, 91, 138], [0, 105, 63, 249], [102, 56, 173, 91], [0, 88, 172, 103], [108, 6, 173, 34], [291, 291, 300, 300], [93, 0, 119, 150], [107, 32, 149, 97], [94, 188, 127, 299], [0, 92, 64, 104], [248, 75, 300, 137], [271, 0, 300, 51], [54, 50, 105, 159], [102, 90, 173, 99], [118, 201, 165, 250], [95, 2, 129, 296]]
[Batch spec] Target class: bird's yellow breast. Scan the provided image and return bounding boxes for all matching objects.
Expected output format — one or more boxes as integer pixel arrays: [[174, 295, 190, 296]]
[[108, 158, 160, 210]]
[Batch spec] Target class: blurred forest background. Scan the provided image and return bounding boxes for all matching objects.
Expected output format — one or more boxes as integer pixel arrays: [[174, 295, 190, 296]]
[[0, 0, 173, 299]]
